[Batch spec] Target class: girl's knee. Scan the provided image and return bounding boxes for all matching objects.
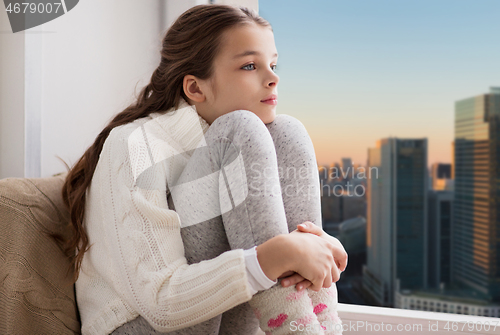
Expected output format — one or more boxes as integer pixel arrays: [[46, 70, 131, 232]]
[[268, 113, 308, 136], [218, 109, 262, 123], [213, 109, 270, 134]]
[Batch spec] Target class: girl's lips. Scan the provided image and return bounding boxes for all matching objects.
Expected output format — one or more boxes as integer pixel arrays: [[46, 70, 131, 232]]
[[261, 98, 278, 105]]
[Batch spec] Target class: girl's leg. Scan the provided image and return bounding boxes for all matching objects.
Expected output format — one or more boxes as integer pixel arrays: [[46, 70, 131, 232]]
[[264, 114, 342, 335], [179, 110, 322, 335], [177, 110, 322, 335], [218, 113, 323, 335], [265, 114, 322, 232]]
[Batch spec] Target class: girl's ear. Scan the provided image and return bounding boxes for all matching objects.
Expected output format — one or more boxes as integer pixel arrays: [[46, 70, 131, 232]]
[[183, 75, 206, 103]]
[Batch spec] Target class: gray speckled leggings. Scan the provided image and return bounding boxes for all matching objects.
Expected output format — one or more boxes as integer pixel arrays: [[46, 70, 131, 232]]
[[111, 110, 322, 335]]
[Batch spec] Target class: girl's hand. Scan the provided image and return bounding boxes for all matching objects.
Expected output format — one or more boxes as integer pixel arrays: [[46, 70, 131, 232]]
[[257, 224, 347, 291], [256, 225, 345, 292], [279, 222, 347, 291], [285, 229, 340, 291], [297, 221, 348, 272]]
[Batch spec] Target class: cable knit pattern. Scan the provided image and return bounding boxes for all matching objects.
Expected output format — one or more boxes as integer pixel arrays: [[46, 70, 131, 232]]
[[76, 98, 253, 335]]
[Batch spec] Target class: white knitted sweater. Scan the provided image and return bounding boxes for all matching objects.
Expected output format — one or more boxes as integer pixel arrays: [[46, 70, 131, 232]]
[[76, 98, 253, 334]]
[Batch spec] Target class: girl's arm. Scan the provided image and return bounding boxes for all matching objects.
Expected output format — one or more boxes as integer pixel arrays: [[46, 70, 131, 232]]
[[82, 128, 253, 333]]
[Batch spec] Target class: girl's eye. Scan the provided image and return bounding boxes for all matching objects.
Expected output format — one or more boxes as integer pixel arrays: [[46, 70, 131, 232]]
[[241, 64, 278, 72], [242, 63, 255, 70]]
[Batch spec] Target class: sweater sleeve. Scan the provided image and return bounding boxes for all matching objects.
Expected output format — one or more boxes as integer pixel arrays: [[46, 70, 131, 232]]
[[244, 246, 278, 295], [93, 126, 253, 332]]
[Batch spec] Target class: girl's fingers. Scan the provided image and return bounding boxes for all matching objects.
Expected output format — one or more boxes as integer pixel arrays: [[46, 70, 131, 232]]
[[296, 279, 312, 291], [296, 221, 322, 236], [323, 271, 333, 288], [331, 245, 347, 273], [334, 246, 348, 272], [310, 281, 323, 292], [280, 273, 314, 292], [280, 273, 305, 287], [332, 264, 341, 283]]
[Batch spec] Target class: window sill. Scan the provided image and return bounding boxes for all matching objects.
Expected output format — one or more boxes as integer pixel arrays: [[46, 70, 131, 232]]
[[337, 303, 500, 334]]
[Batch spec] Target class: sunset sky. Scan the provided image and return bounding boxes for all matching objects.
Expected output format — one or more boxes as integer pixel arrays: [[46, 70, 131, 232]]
[[259, 0, 500, 167]]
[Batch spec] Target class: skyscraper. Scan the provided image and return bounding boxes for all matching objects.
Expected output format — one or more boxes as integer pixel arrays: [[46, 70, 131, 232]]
[[363, 138, 428, 307], [452, 87, 500, 302], [428, 189, 453, 289]]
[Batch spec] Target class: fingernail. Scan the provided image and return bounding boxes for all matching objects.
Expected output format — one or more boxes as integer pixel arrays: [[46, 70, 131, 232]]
[[297, 284, 302, 290], [299, 224, 306, 229], [283, 280, 289, 286]]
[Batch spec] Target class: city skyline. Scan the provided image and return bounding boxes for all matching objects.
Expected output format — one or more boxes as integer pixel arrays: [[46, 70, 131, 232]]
[[259, 0, 500, 167], [329, 87, 500, 314]]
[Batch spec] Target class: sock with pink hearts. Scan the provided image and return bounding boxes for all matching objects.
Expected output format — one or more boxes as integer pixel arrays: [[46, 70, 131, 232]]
[[307, 283, 343, 335], [248, 281, 325, 334]]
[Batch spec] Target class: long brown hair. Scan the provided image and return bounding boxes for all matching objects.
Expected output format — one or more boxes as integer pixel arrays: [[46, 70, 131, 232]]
[[62, 4, 272, 282]]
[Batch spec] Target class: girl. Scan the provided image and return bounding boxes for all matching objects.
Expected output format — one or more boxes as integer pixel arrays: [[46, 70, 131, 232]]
[[63, 4, 346, 335]]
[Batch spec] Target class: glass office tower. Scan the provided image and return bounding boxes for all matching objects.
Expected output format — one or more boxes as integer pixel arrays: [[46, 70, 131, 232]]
[[428, 190, 453, 289], [453, 87, 500, 302], [363, 138, 428, 307]]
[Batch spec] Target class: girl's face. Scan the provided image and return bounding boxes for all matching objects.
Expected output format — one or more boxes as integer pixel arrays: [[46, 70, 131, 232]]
[[185, 22, 279, 125]]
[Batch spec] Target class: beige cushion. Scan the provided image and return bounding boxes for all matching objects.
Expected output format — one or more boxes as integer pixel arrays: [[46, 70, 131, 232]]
[[0, 173, 81, 334]]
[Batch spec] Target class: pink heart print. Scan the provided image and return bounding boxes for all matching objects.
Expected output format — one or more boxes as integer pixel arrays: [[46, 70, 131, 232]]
[[267, 313, 288, 328], [313, 303, 328, 314]]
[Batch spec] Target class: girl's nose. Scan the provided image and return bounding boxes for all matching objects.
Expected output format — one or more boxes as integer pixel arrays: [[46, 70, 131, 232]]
[[267, 72, 279, 87]]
